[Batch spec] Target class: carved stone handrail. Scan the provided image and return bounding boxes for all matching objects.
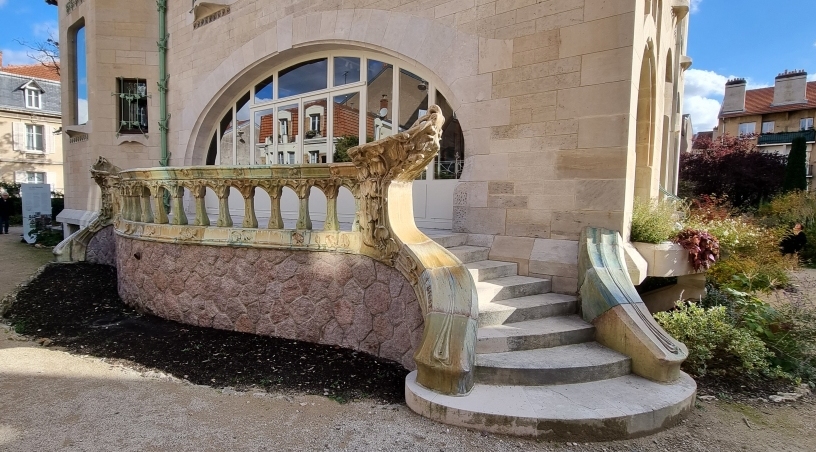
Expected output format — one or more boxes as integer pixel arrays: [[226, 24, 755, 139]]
[[578, 227, 687, 382], [56, 105, 477, 396]]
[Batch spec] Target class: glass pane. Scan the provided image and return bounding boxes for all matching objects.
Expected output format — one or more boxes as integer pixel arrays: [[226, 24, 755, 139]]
[[333, 93, 360, 162], [219, 108, 233, 165], [333, 57, 361, 87], [254, 75, 274, 103], [399, 69, 428, 132], [277, 103, 298, 163], [254, 108, 275, 164], [235, 92, 251, 165], [435, 91, 464, 180], [75, 26, 88, 124], [278, 59, 328, 98], [366, 60, 393, 143], [304, 98, 328, 163]]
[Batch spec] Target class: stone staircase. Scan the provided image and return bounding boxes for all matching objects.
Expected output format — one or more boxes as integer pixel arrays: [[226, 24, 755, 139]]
[[405, 232, 696, 441]]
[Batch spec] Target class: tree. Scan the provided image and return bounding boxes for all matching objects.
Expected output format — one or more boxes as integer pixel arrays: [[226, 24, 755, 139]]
[[783, 137, 808, 192], [13, 1, 60, 74], [679, 133, 787, 209]]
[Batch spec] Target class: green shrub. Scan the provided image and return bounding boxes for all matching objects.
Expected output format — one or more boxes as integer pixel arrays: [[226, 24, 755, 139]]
[[696, 287, 816, 382], [655, 302, 774, 378], [631, 198, 681, 244], [783, 137, 808, 192]]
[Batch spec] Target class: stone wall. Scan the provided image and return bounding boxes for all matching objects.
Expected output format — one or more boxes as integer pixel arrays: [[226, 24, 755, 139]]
[[86, 225, 117, 266], [115, 236, 424, 369]]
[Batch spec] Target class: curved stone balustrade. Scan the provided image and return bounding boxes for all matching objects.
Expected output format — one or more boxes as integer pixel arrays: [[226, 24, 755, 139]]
[[114, 164, 364, 254], [56, 106, 477, 397]]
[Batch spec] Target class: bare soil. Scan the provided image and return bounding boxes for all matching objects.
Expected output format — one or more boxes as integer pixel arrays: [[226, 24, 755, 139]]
[[0, 231, 814, 451]]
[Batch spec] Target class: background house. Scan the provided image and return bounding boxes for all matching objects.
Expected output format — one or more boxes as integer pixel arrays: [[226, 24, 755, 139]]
[[0, 52, 63, 193], [714, 70, 816, 178]]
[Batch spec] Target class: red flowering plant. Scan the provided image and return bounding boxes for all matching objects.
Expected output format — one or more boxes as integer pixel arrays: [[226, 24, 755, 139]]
[[674, 228, 720, 271]]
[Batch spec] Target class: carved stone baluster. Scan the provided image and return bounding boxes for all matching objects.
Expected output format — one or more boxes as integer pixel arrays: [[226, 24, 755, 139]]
[[214, 182, 233, 227], [140, 185, 154, 223], [234, 181, 258, 228], [293, 180, 312, 230], [259, 181, 283, 229], [170, 183, 188, 225], [317, 180, 340, 231], [120, 184, 131, 221], [153, 184, 169, 224], [190, 181, 209, 226], [130, 183, 142, 222]]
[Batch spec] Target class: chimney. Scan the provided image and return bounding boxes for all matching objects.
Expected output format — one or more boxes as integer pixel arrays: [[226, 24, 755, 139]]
[[0, 51, 3, 67], [380, 95, 389, 110], [772, 69, 808, 106], [721, 78, 746, 113]]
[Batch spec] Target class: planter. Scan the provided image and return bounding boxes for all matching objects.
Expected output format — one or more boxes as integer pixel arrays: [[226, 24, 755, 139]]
[[632, 242, 706, 312], [632, 242, 701, 277]]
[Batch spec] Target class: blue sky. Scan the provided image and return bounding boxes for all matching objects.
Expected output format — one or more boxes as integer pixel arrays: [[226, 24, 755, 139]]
[[682, 0, 816, 132], [1, 0, 815, 132], [0, 0, 57, 67]]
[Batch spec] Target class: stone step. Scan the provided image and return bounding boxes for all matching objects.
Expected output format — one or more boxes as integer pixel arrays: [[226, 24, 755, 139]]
[[475, 342, 632, 386], [465, 260, 518, 282], [477, 293, 579, 327], [476, 275, 550, 304], [476, 315, 594, 354], [405, 371, 697, 441], [447, 246, 490, 264], [426, 232, 468, 248]]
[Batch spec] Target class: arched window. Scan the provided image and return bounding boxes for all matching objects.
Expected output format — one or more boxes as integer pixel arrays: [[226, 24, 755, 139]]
[[207, 51, 464, 179]]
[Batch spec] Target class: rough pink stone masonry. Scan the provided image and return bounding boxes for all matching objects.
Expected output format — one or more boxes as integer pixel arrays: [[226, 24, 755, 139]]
[[87, 226, 117, 266], [115, 235, 423, 369]]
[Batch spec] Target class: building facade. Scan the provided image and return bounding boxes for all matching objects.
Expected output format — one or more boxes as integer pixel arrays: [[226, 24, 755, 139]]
[[0, 56, 63, 193], [715, 70, 816, 178], [57, 0, 691, 293]]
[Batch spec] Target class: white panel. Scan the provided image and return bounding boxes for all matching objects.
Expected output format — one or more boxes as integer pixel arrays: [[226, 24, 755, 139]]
[[11, 122, 24, 152], [45, 125, 55, 154]]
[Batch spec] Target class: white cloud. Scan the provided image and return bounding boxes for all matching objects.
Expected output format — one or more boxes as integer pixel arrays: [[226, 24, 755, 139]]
[[684, 95, 721, 133], [0, 48, 38, 66], [683, 69, 729, 98], [682, 69, 732, 133], [690, 0, 702, 13], [809, 73, 816, 82]]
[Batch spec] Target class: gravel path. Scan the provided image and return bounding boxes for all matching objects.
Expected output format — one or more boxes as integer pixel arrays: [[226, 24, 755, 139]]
[[0, 231, 814, 451]]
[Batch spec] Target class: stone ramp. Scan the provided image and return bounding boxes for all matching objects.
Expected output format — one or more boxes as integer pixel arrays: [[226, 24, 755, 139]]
[[405, 232, 695, 440]]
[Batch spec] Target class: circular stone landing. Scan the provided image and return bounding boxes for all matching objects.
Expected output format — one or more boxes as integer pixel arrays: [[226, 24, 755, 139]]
[[404, 371, 697, 441]]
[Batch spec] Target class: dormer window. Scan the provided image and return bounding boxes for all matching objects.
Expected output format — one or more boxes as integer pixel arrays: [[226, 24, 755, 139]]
[[23, 82, 42, 109]]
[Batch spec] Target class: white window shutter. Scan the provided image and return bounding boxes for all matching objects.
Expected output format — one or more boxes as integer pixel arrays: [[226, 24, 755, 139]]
[[12, 122, 24, 152], [46, 172, 56, 191], [45, 125, 55, 154], [14, 171, 27, 183]]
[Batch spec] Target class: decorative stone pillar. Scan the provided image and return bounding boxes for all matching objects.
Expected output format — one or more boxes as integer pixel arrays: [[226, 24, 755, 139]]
[[235, 181, 258, 228], [316, 180, 340, 231], [188, 182, 210, 226], [152, 184, 169, 224], [169, 183, 188, 225], [140, 186, 154, 223], [258, 181, 283, 229], [214, 182, 232, 227], [293, 180, 312, 230]]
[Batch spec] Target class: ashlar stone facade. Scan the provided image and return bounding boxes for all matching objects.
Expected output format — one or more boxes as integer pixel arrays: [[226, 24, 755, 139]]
[[59, 0, 691, 294]]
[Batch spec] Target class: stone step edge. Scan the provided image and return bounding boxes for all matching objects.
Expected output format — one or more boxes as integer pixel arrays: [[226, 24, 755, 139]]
[[405, 371, 697, 441]]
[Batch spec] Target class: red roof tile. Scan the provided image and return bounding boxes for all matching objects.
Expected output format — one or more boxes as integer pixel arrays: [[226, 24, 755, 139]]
[[0, 63, 60, 82], [720, 81, 816, 118]]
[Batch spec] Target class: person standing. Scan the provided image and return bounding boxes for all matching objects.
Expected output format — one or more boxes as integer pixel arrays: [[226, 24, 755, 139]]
[[0, 191, 11, 234], [780, 223, 807, 255]]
